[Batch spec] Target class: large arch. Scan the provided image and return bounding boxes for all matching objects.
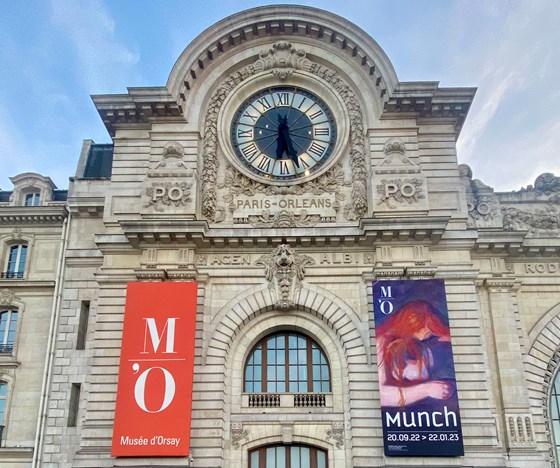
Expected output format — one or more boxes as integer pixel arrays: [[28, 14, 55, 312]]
[[526, 302, 560, 465], [204, 281, 371, 368], [167, 5, 398, 112]]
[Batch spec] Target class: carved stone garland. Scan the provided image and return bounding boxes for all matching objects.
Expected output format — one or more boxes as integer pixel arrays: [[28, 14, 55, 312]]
[[201, 42, 366, 222]]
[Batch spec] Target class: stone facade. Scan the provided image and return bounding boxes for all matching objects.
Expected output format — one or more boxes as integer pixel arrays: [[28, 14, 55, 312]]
[[0, 5, 560, 468]]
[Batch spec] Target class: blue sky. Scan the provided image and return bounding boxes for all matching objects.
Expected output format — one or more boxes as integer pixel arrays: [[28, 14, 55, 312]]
[[1, 0, 559, 192]]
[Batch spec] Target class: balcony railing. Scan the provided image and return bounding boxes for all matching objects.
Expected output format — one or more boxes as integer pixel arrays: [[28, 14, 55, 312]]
[[0, 271, 24, 279], [0, 344, 14, 354], [246, 393, 328, 408], [248, 393, 280, 408]]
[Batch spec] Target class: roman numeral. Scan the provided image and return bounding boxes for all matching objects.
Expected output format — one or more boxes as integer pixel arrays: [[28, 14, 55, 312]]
[[240, 142, 259, 162], [256, 97, 272, 110], [278, 160, 290, 175], [237, 128, 252, 139], [242, 110, 259, 123], [297, 97, 308, 109], [254, 155, 272, 172], [276, 92, 290, 106], [314, 127, 330, 136], [308, 141, 327, 158], [309, 109, 324, 120]]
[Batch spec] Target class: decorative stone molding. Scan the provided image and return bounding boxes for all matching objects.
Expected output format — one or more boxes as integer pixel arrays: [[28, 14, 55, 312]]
[[256, 244, 315, 310], [202, 42, 365, 222], [248, 210, 320, 228], [11, 227, 22, 239], [221, 163, 347, 198], [484, 278, 516, 292], [145, 181, 192, 212], [326, 422, 344, 449], [376, 178, 424, 207], [0, 289, 20, 306], [543, 347, 560, 466], [166, 270, 197, 282], [375, 138, 421, 175], [505, 413, 536, 448], [518, 173, 560, 195], [307, 63, 366, 221], [231, 423, 249, 449], [502, 205, 559, 232], [373, 267, 405, 278], [254, 41, 309, 80], [134, 269, 166, 282], [459, 164, 502, 228], [147, 143, 190, 178]]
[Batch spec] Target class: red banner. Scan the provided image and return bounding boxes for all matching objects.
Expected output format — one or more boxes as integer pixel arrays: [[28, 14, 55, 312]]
[[111, 282, 198, 457]]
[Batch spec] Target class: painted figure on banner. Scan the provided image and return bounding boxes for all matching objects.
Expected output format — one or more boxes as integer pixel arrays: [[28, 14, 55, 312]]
[[377, 300, 455, 407]]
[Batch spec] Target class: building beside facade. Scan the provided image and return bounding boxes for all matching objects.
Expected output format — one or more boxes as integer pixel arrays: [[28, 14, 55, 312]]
[[1, 5, 560, 468]]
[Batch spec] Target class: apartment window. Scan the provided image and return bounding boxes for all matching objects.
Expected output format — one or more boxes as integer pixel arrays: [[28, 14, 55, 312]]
[[0, 310, 18, 354], [249, 445, 327, 468], [244, 332, 330, 393], [76, 301, 90, 350], [3, 244, 27, 279], [67, 383, 81, 427], [24, 192, 40, 206]]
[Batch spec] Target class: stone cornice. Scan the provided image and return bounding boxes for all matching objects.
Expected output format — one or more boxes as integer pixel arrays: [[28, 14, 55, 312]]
[[91, 89, 183, 137], [383, 82, 476, 137], [475, 230, 560, 256], [117, 216, 449, 248], [0, 206, 68, 224]]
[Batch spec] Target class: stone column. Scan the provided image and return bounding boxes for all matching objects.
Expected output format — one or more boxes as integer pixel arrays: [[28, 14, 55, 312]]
[[485, 278, 537, 454]]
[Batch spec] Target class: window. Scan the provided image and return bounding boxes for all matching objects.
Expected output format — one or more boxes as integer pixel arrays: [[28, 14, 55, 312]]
[[76, 301, 90, 350], [3, 244, 27, 279], [67, 383, 81, 427], [0, 310, 18, 354], [244, 332, 330, 393], [24, 192, 40, 206], [249, 445, 327, 468], [0, 382, 6, 446]]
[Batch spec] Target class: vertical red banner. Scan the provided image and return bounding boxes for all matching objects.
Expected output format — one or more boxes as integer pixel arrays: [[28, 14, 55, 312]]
[[111, 282, 198, 457]]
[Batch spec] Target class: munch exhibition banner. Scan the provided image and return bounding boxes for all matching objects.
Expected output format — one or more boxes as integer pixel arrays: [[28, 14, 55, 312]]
[[111, 282, 198, 457], [373, 279, 464, 457]]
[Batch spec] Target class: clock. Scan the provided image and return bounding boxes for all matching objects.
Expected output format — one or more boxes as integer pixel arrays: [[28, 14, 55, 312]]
[[231, 86, 337, 181]]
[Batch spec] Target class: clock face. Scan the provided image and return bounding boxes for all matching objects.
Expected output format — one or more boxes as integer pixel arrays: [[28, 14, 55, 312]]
[[231, 86, 337, 181]]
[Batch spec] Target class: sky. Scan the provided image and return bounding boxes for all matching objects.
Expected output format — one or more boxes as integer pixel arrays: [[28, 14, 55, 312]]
[[1, 0, 559, 192]]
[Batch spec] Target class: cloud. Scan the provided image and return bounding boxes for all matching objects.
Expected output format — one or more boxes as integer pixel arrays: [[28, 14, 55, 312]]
[[455, 1, 560, 190], [49, 0, 140, 93]]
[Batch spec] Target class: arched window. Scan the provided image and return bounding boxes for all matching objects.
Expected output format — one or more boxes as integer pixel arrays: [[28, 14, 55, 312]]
[[244, 332, 330, 393], [4, 244, 27, 279], [24, 192, 40, 206], [0, 310, 18, 354], [550, 369, 560, 460], [249, 444, 327, 468]]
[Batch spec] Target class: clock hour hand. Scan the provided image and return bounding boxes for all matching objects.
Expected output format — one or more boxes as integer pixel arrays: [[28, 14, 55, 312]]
[[275, 115, 299, 168]]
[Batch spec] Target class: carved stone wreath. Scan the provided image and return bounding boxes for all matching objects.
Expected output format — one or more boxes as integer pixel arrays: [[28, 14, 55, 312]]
[[201, 42, 366, 222]]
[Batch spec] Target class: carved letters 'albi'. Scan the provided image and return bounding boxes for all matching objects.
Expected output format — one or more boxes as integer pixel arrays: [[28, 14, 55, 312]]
[[202, 42, 365, 223]]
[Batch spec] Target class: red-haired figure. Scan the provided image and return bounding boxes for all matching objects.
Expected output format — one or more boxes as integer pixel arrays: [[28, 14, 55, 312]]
[[377, 300, 454, 407]]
